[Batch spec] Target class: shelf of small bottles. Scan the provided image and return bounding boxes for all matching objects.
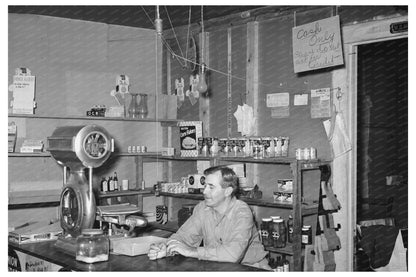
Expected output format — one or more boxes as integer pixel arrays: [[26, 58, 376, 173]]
[[159, 192, 319, 213], [8, 113, 182, 127], [265, 242, 294, 255], [98, 189, 153, 198]]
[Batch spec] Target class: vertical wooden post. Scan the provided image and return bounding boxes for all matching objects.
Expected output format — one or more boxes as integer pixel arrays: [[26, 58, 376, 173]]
[[291, 160, 302, 271], [245, 21, 259, 190]]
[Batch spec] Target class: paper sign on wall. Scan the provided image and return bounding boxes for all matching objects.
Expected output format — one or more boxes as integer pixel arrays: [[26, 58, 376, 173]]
[[311, 88, 331, 118], [266, 93, 290, 108], [292, 15, 344, 73], [294, 94, 308, 106]]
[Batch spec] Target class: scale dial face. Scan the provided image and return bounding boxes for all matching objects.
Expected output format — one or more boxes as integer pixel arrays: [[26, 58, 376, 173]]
[[61, 187, 80, 229], [59, 185, 95, 237], [83, 131, 109, 159]]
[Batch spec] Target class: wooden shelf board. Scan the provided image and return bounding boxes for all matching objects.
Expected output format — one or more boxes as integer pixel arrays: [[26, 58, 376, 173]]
[[8, 113, 182, 126], [148, 221, 179, 233], [98, 190, 153, 198], [265, 243, 294, 255]]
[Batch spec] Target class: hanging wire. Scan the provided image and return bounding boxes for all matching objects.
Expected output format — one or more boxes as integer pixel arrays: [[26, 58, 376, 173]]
[[141, 5, 311, 92], [200, 6, 205, 64], [164, 6, 185, 59], [141, 6, 186, 67], [185, 6, 192, 64]]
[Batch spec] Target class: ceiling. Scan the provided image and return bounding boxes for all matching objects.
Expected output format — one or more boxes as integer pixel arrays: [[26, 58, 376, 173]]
[[8, 5, 264, 30]]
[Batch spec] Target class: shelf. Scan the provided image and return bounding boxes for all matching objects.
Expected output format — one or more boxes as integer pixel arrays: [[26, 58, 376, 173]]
[[8, 152, 51, 157], [145, 154, 331, 167], [8, 151, 161, 158], [98, 189, 153, 198], [148, 221, 179, 233], [8, 113, 182, 127], [265, 243, 294, 255], [160, 192, 319, 212]]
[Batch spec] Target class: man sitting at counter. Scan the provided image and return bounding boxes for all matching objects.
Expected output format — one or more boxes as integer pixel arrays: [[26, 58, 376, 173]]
[[147, 166, 271, 270]]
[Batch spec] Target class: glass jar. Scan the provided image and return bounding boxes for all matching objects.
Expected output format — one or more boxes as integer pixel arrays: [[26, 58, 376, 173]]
[[75, 229, 109, 263], [128, 92, 140, 118], [260, 218, 273, 247], [178, 204, 195, 227], [302, 225, 312, 245], [272, 218, 287, 248], [137, 93, 148, 119]]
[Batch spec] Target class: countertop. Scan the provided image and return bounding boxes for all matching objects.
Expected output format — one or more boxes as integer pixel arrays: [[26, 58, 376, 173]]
[[9, 240, 265, 271]]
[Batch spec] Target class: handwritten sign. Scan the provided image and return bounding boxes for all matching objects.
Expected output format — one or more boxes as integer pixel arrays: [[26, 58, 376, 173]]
[[292, 16, 344, 73]]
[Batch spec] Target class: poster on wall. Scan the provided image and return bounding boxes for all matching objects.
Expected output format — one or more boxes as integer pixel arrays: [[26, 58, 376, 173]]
[[292, 15, 344, 73]]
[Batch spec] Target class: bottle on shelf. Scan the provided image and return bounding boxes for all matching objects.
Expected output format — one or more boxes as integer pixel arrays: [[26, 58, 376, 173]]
[[282, 257, 290, 272], [101, 177, 108, 193], [287, 215, 294, 243], [113, 172, 118, 191], [108, 176, 114, 192]]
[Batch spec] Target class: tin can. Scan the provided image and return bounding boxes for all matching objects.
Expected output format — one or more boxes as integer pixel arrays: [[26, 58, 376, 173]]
[[281, 137, 290, 157], [303, 147, 310, 160], [275, 137, 282, 157], [127, 146, 132, 153], [310, 147, 317, 159], [295, 148, 302, 160], [229, 138, 238, 157], [156, 205, 168, 224], [218, 138, 227, 156], [262, 137, 273, 158], [205, 137, 212, 156], [210, 137, 218, 156]]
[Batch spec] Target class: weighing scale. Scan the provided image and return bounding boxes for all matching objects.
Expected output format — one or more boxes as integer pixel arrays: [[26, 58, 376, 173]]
[[47, 125, 147, 255]]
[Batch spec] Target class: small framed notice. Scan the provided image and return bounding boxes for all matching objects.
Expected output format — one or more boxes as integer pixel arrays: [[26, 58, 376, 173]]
[[292, 15, 344, 73], [311, 88, 331, 118]]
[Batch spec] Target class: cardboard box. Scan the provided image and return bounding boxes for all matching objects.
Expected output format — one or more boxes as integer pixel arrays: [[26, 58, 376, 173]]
[[8, 221, 62, 244], [178, 121, 202, 157], [111, 236, 166, 256]]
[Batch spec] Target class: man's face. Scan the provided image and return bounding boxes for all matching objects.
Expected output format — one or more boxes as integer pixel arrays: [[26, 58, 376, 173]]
[[203, 171, 228, 208]]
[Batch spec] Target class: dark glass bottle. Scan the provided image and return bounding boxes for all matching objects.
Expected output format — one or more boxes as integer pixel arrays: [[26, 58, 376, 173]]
[[113, 172, 118, 191]]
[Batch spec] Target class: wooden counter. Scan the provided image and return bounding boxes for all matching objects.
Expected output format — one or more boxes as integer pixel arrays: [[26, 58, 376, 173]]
[[9, 240, 265, 271]]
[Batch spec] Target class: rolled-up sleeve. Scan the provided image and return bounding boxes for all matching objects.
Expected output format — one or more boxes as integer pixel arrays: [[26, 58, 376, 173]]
[[196, 211, 253, 263], [169, 205, 203, 248]]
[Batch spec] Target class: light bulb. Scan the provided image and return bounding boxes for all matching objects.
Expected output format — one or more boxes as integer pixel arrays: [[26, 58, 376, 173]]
[[197, 64, 208, 93]]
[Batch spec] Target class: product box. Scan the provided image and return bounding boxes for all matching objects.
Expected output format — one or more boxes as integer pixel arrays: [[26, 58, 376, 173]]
[[8, 249, 63, 271], [8, 122, 17, 153], [276, 179, 293, 193], [8, 221, 62, 245], [187, 174, 205, 194], [178, 121, 203, 157]]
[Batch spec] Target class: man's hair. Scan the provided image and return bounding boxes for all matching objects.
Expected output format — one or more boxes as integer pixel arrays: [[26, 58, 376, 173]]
[[203, 166, 239, 197]]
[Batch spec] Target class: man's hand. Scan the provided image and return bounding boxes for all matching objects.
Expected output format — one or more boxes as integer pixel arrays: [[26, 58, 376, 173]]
[[147, 242, 167, 260], [166, 239, 198, 258]]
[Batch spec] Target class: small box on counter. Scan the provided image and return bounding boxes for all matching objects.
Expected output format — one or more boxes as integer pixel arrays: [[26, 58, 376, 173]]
[[178, 121, 203, 157], [161, 147, 175, 156], [187, 174, 205, 194], [8, 221, 62, 244], [273, 192, 293, 204], [276, 179, 293, 193]]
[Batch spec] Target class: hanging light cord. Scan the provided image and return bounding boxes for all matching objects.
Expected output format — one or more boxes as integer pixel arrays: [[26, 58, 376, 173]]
[[164, 6, 185, 59], [201, 5, 205, 64], [141, 6, 277, 90]]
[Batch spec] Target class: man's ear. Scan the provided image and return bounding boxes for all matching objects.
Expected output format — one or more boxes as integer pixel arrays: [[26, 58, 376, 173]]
[[224, 186, 233, 197]]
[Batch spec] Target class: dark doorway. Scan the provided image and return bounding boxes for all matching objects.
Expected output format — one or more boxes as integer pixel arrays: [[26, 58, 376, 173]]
[[355, 38, 408, 271]]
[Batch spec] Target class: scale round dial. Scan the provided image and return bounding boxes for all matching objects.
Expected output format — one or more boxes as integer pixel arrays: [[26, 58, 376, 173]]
[[83, 131, 109, 159]]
